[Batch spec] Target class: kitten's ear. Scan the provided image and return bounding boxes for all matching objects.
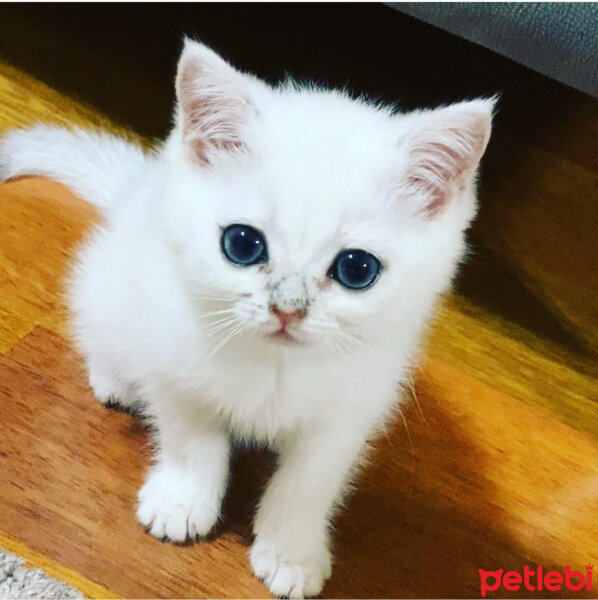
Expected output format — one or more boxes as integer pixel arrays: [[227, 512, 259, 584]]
[[175, 38, 254, 164], [401, 98, 495, 217]]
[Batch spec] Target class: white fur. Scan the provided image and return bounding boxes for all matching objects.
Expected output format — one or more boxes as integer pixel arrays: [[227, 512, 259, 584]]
[[0, 125, 146, 209], [0, 40, 494, 598]]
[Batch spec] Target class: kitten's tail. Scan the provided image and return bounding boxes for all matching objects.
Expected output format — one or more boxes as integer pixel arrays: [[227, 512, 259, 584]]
[[0, 124, 147, 209]]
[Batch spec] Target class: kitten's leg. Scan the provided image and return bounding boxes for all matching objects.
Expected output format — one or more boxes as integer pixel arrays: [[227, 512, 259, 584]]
[[250, 423, 370, 598], [136, 398, 230, 542]]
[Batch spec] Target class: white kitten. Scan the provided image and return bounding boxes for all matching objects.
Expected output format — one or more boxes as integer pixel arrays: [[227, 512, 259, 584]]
[[0, 40, 494, 598]]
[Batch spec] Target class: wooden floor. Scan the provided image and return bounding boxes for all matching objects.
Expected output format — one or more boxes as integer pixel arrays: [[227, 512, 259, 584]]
[[1, 15, 598, 599]]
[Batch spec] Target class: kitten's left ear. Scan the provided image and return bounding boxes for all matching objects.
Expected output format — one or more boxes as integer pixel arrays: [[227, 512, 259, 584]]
[[400, 98, 496, 217], [175, 38, 256, 164]]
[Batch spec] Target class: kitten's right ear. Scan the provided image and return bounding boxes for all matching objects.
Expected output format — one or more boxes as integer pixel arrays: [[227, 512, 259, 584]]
[[175, 38, 254, 164]]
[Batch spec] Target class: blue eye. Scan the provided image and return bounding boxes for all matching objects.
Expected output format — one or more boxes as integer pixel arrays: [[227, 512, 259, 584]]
[[221, 224, 268, 266], [328, 249, 381, 290]]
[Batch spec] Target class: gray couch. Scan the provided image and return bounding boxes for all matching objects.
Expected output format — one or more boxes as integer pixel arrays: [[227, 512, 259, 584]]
[[388, 2, 597, 97]]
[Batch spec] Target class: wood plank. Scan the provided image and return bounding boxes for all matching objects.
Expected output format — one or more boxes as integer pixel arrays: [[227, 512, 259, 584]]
[[0, 531, 122, 600], [427, 295, 598, 437], [0, 326, 269, 599], [0, 177, 100, 353], [1, 325, 596, 598], [0, 61, 128, 135], [473, 130, 598, 354], [0, 178, 595, 597], [0, 46, 597, 598], [332, 356, 598, 598]]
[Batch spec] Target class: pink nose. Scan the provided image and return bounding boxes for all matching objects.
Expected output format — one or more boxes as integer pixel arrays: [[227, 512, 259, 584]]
[[269, 304, 307, 328]]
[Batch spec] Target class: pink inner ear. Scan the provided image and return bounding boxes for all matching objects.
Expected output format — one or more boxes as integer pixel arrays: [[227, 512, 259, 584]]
[[175, 43, 252, 165], [185, 107, 246, 165], [180, 81, 250, 164], [408, 175, 447, 217], [407, 124, 487, 218], [188, 139, 244, 165]]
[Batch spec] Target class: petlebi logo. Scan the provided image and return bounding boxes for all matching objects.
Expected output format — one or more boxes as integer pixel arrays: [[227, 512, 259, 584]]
[[479, 563, 593, 597]]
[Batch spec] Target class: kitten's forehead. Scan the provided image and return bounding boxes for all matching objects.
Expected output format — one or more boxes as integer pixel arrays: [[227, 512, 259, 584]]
[[252, 91, 396, 173], [244, 91, 397, 252]]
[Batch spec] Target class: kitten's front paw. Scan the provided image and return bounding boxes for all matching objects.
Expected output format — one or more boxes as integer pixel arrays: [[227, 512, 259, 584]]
[[250, 537, 331, 599], [136, 467, 220, 542]]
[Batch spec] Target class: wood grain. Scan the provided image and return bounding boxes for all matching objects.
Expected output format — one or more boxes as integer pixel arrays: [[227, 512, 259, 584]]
[[0, 531, 122, 599], [0, 177, 99, 352], [0, 61, 128, 136], [0, 178, 596, 598], [474, 128, 598, 354], [332, 356, 598, 598], [0, 33, 597, 598], [0, 324, 268, 599], [428, 296, 598, 437]]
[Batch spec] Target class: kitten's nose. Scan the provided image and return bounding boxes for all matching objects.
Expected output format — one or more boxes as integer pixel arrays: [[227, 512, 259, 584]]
[[269, 304, 307, 328]]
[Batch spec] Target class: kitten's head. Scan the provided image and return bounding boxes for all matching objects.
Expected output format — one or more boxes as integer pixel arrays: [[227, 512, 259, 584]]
[[160, 40, 494, 352]]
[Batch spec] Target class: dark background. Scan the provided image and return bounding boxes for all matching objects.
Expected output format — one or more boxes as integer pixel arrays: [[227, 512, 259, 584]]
[[0, 3, 586, 140]]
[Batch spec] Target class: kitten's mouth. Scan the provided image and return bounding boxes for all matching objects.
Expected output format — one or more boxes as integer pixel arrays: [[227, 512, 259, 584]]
[[268, 328, 300, 344]]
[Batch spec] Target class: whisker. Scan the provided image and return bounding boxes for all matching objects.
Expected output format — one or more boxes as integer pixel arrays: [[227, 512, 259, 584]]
[[328, 328, 365, 358], [330, 336, 351, 360], [201, 318, 241, 340], [397, 406, 415, 456], [191, 294, 236, 302], [204, 322, 244, 363], [193, 309, 236, 322], [406, 375, 431, 431], [200, 315, 238, 330], [335, 329, 365, 347], [381, 419, 396, 452]]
